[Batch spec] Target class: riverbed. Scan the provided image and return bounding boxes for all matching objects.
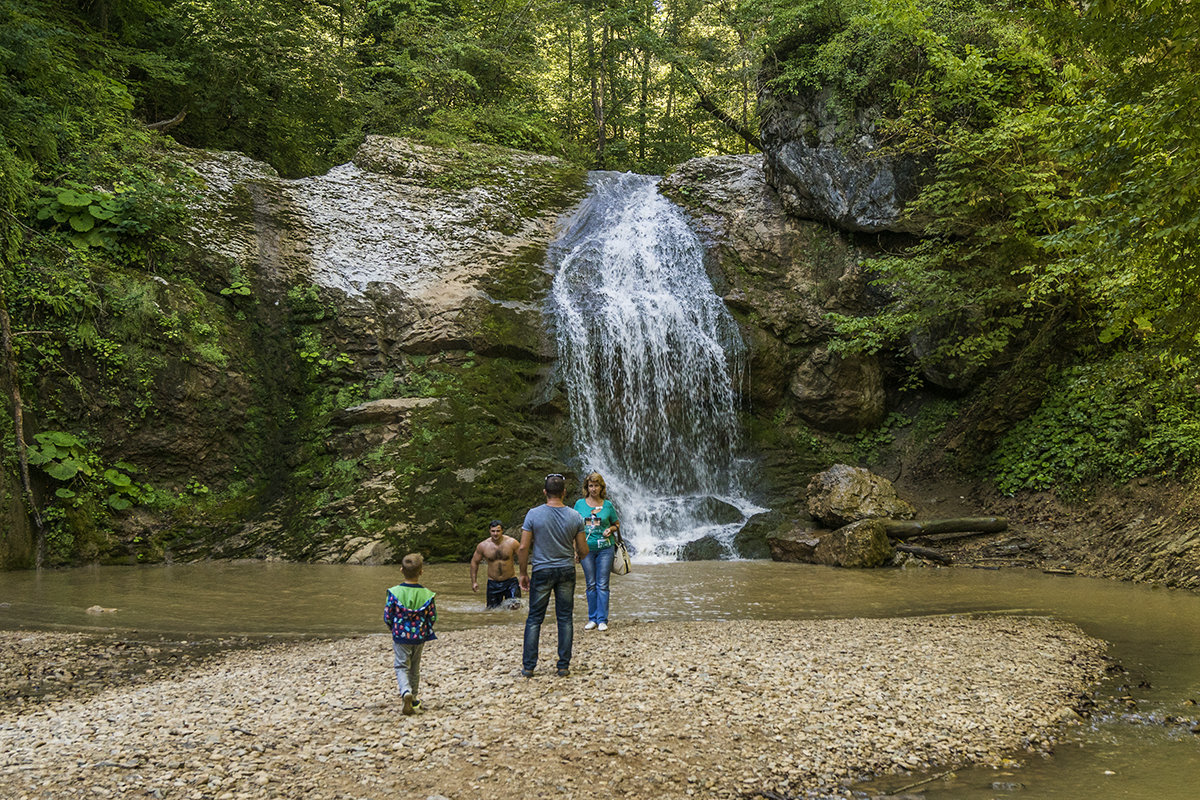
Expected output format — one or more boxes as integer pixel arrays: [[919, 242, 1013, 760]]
[[2, 560, 1199, 798]]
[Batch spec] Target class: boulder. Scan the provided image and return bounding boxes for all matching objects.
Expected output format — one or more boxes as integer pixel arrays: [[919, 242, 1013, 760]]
[[695, 497, 745, 527], [732, 511, 783, 559], [345, 538, 395, 566], [907, 311, 983, 392], [813, 519, 895, 568], [789, 347, 886, 433], [679, 535, 726, 561], [806, 464, 916, 528], [759, 90, 928, 234], [767, 529, 823, 563]]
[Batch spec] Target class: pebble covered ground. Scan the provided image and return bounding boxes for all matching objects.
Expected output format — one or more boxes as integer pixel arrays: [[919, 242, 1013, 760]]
[[0, 616, 1105, 800]]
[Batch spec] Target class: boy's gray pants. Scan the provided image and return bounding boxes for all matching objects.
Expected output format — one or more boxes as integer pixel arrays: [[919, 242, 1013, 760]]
[[392, 639, 424, 698]]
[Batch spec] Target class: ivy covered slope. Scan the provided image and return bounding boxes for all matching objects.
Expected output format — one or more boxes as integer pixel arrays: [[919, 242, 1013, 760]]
[[1, 131, 585, 568]]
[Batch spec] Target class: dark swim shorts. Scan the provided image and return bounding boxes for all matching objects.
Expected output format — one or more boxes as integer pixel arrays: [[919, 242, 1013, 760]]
[[486, 577, 521, 609]]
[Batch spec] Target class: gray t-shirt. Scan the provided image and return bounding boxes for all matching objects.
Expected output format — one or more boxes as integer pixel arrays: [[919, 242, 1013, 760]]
[[522, 503, 585, 570]]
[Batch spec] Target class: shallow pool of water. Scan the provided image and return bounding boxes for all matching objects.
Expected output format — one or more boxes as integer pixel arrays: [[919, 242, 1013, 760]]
[[2, 560, 1197, 798]]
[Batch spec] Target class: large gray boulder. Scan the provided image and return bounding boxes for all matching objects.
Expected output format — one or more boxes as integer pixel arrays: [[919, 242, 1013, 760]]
[[759, 90, 928, 234], [813, 519, 895, 568], [766, 518, 894, 568], [788, 347, 886, 432], [806, 464, 916, 528]]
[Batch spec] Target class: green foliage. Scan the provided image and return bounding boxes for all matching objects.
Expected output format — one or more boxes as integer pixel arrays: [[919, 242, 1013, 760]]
[[127, 0, 362, 177], [295, 329, 354, 376], [32, 179, 172, 249], [26, 430, 157, 509], [26, 431, 93, 482], [992, 352, 1200, 495], [220, 265, 253, 298], [24, 429, 160, 561], [1031, 0, 1200, 350], [285, 284, 333, 322], [775, 0, 1200, 492]]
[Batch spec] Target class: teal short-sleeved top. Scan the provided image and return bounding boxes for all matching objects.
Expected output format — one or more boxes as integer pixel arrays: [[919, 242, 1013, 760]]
[[574, 498, 619, 550]]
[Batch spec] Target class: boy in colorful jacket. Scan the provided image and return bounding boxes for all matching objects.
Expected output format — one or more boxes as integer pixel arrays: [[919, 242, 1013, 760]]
[[384, 552, 437, 715]]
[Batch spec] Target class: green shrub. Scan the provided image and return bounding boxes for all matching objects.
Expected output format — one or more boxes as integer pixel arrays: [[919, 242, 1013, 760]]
[[991, 351, 1200, 494]]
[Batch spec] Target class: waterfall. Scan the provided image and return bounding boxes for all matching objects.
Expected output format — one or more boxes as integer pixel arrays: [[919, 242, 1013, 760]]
[[549, 172, 762, 561]]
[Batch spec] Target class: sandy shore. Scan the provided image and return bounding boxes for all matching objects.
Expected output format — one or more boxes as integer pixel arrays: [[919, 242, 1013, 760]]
[[0, 616, 1105, 800]]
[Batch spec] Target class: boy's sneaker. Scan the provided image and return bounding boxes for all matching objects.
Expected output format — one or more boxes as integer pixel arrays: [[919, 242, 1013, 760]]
[[402, 692, 415, 716], [411, 700, 424, 715], [556, 667, 570, 678], [520, 668, 534, 678], [583, 621, 597, 630], [597, 622, 608, 631]]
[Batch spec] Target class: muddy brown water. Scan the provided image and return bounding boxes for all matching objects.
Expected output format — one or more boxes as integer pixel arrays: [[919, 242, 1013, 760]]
[[2, 560, 1198, 799]]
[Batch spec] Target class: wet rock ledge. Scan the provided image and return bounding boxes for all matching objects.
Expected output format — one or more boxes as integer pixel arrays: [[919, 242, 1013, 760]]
[[0, 618, 1104, 800]]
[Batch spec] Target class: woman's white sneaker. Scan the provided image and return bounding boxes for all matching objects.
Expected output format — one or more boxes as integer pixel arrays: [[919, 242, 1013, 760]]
[[584, 621, 597, 630], [597, 622, 608, 631]]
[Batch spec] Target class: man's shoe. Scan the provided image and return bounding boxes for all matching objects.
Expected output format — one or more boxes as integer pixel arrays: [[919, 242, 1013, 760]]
[[402, 692, 414, 716], [597, 622, 608, 631], [584, 621, 597, 630], [556, 668, 570, 678], [412, 699, 423, 714], [520, 668, 534, 678]]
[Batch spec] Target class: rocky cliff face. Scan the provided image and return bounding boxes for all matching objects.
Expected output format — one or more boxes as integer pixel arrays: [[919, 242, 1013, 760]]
[[660, 155, 888, 510], [32, 137, 587, 565], [758, 91, 928, 234]]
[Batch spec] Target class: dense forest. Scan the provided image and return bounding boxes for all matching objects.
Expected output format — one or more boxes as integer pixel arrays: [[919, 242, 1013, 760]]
[[1, 0, 1198, 565]]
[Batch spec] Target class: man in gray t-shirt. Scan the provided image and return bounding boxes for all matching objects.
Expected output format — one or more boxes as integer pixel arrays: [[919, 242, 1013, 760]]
[[518, 474, 587, 677]]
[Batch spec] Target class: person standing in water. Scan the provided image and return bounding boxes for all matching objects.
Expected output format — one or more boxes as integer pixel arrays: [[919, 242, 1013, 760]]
[[470, 520, 522, 609], [574, 471, 621, 631]]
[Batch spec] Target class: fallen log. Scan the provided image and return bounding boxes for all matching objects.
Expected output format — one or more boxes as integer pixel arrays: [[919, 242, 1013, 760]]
[[883, 517, 1007, 540], [895, 544, 952, 564], [146, 109, 187, 132]]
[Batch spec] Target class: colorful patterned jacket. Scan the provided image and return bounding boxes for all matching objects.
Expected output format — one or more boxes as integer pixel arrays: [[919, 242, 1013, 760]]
[[384, 583, 438, 643]]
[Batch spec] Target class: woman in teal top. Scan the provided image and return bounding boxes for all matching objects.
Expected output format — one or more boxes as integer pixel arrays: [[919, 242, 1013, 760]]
[[574, 471, 620, 631]]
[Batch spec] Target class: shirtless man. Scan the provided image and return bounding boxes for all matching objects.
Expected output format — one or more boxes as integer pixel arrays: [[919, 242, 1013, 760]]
[[470, 520, 522, 609]]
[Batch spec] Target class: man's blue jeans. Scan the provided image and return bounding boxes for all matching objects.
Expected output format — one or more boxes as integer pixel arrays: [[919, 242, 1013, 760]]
[[580, 545, 614, 624], [522, 565, 576, 672]]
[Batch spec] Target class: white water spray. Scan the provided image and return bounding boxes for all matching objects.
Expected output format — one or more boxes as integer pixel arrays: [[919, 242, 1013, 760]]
[[550, 172, 762, 561]]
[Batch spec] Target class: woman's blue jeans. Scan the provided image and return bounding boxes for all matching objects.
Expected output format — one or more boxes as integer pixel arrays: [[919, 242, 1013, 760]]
[[580, 545, 614, 624], [522, 566, 576, 672]]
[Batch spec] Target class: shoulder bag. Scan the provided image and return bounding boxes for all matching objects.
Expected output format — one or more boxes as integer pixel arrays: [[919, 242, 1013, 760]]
[[610, 532, 631, 575]]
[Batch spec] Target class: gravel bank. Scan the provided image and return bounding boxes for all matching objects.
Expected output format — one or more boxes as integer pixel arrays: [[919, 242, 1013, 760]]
[[0, 616, 1105, 800], [0, 632, 282, 708]]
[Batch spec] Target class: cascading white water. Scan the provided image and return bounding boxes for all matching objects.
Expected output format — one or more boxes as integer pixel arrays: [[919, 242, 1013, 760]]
[[549, 171, 763, 562]]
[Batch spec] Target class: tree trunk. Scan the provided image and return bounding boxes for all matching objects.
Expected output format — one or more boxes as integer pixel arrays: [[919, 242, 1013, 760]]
[[883, 517, 1008, 540], [638, 46, 650, 165], [565, 21, 576, 142], [146, 110, 187, 132], [0, 300, 44, 567], [585, 15, 605, 168], [668, 61, 761, 151]]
